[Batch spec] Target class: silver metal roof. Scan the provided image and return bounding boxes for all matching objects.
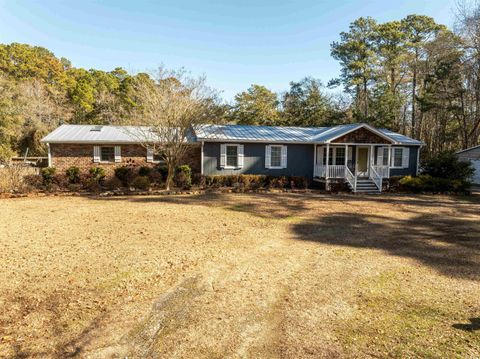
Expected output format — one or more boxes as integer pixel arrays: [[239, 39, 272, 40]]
[[41, 124, 195, 144], [42, 123, 423, 146], [195, 123, 423, 145]]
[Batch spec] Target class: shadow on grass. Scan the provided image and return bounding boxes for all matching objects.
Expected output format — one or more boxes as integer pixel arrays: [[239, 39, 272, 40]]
[[91, 192, 480, 280], [452, 318, 480, 331], [291, 210, 480, 280]]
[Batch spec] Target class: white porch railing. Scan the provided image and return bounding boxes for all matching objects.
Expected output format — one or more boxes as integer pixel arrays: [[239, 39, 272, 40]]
[[369, 165, 382, 192], [314, 165, 345, 178], [372, 165, 389, 178], [345, 166, 356, 192]]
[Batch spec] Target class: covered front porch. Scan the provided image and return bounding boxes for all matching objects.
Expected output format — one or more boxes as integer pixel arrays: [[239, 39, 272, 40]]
[[313, 144, 391, 193]]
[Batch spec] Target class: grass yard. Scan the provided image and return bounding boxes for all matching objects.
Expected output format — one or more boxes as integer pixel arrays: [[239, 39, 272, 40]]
[[0, 192, 479, 358]]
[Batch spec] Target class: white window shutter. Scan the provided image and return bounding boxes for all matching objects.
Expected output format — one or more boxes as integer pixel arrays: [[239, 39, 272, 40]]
[[402, 147, 410, 168], [146, 147, 154, 162], [265, 145, 271, 168], [317, 146, 324, 165], [238, 144, 244, 168], [377, 147, 384, 166], [114, 146, 121, 163], [281, 145, 287, 168], [220, 144, 226, 168], [93, 146, 100, 163]]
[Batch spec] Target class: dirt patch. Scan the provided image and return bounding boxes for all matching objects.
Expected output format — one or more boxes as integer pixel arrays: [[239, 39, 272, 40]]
[[0, 193, 479, 358]]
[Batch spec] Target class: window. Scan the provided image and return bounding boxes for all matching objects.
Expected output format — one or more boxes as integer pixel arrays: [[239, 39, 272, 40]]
[[226, 145, 238, 168], [266, 145, 286, 168], [270, 146, 282, 167], [392, 148, 403, 168], [321, 147, 346, 165], [376, 147, 389, 166], [100, 146, 115, 162], [335, 147, 346, 165]]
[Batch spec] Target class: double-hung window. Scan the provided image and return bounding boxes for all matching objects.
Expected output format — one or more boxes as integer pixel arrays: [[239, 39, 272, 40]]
[[220, 144, 244, 169], [321, 147, 346, 165], [376, 147, 390, 166], [266, 145, 287, 169], [390, 147, 409, 168], [100, 146, 115, 162], [226, 145, 238, 168]]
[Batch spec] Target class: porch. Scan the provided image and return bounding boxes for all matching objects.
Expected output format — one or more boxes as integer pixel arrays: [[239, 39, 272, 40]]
[[313, 144, 392, 193]]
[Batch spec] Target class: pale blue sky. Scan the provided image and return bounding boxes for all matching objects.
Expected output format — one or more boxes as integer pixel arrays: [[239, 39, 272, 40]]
[[0, 0, 458, 101]]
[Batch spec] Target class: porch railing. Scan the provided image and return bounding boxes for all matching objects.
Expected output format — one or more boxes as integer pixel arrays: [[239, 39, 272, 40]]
[[345, 166, 356, 192], [314, 165, 345, 178], [369, 165, 382, 192], [372, 165, 389, 178]]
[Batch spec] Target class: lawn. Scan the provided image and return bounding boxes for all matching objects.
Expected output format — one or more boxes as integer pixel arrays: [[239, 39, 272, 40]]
[[0, 192, 479, 358]]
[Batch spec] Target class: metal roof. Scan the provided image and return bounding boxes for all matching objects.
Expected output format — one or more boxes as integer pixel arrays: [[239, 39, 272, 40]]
[[195, 123, 423, 145], [41, 124, 195, 144], [42, 123, 423, 146]]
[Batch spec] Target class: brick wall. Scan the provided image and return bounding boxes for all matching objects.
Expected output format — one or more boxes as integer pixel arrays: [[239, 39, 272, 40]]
[[50, 143, 201, 175]]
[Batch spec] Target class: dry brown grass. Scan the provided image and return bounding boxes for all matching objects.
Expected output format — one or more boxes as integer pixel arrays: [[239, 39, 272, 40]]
[[0, 192, 479, 358]]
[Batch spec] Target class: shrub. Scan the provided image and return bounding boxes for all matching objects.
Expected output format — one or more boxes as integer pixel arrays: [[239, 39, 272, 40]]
[[65, 166, 80, 184], [89, 167, 106, 184], [131, 176, 150, 190], [105, 176, 124, 190], [138, 166, 152, 177], [398, 174, 470, 194], [268, 176, 288, 189], [290, 176, 308, 189], [422, 151, 474, 182], [41, 167, 56, 186], [0, 165, 40, 193], [174, 165, 192, 189], [114, 166, 134, 186]]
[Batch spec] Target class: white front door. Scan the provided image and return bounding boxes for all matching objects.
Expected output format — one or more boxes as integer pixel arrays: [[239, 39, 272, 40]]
[[356, 146, 369, 177]]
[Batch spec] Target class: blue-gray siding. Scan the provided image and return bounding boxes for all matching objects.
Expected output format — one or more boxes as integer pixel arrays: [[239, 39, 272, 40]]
[[203, 142, 419, 178], [203, 142, 314, 177]]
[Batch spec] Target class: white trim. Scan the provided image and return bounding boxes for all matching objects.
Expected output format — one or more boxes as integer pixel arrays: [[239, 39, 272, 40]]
[[201, 141, 204, 175], [356, 145, 370, 177], [266, 144, 287, 169], [223, 143, 242, 169], [313, 144, 317, 175], [114, 145, 121, 163], [47, 143, 52, 167]]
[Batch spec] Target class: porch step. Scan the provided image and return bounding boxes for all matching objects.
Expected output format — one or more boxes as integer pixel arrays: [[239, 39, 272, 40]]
[[348, 179, 381, 194]]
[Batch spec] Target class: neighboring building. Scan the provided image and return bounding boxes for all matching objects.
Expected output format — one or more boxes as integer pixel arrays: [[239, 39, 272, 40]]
[[456, 145, 480, 185], [41, 123, 423, 193]]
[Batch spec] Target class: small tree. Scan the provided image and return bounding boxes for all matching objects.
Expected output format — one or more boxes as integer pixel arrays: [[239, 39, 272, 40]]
[[127, 67, 220, 190]]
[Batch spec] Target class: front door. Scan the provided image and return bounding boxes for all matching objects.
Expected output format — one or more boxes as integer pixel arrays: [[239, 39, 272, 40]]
[[357, 147, 369, 177]]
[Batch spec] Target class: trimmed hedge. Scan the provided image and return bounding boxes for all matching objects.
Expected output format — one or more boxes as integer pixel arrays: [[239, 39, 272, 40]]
[[398, 174, 469, 193], [201, 174, 308, 190]]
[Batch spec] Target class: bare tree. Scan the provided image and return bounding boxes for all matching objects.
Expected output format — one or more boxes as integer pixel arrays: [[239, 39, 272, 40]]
[[127, 67, 221, 190]]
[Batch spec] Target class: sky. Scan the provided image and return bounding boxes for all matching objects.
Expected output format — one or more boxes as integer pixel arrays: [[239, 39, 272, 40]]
[[0, 0, 459, 102]]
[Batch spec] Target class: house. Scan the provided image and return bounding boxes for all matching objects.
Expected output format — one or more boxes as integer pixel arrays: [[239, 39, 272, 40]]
[[456, 145, 480, 185], [41, 123, 423, 193]]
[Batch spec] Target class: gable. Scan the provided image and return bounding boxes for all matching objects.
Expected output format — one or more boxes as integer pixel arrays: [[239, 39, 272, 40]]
[[332, 127, 391, 144]]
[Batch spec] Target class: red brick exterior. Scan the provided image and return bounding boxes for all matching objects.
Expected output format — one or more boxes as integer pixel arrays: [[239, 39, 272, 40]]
[[50, 143, 201, 175]]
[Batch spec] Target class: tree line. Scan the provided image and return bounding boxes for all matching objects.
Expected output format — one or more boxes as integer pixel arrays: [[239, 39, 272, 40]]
[[0, 3, 479, 162]]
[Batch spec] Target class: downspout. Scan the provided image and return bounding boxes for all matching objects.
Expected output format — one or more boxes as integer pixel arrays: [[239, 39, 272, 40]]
[[47, 143, 52, 167], [200, 141, 204, 176]]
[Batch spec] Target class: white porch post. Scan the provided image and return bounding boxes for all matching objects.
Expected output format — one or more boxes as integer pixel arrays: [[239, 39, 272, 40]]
[[47, 143, 51, 167], [344, 144, 348, 177], [313, 144, 317, 177], [325, 143, 330, 179], [370, 144, 374, 175], [200, 141, 204, 175], [387, 144, 392, 178]]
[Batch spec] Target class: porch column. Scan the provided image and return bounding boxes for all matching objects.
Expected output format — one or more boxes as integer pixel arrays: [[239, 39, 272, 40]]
[[370, 144, 374, 171], [344, 144, 348, 177], [313, 144, 317, 177], [387, 144, 392, 178], [325, 143, 330, 179]]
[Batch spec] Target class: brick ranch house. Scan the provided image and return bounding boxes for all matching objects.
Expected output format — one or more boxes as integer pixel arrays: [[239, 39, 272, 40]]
[[41, 123, 423, 193]]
